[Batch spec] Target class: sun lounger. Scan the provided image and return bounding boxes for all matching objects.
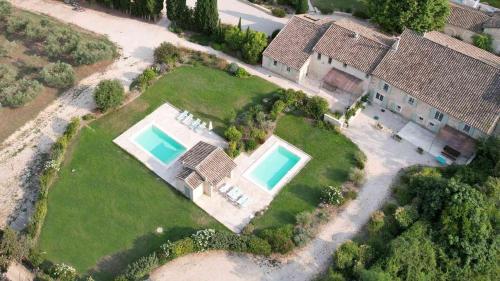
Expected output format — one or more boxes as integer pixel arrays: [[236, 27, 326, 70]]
[[236, 195, 249, 207], [196, 122, 207, 133], [176, 110, 188, 121], [219, 183, 231, 194], [182, 114, 193, 125], [190, 119, 201, 130], [227, 187, 242, 202]]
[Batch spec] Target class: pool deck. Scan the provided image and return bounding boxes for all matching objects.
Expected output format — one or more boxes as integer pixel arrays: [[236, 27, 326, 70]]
[[114, 103, 310, 232]]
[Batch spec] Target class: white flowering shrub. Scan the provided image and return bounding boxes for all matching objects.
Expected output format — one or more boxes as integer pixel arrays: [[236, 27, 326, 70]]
[[321, 185, 344, 206], [159, 240, 173, 258], [44, 159, 60, 172], [52, 263, 77, 281], [191, 229, 216, 252]]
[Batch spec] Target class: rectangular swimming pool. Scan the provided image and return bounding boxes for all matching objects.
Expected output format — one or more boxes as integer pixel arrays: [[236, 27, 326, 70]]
[[248, 145, 301, 191], [134, 125, 186, 165]]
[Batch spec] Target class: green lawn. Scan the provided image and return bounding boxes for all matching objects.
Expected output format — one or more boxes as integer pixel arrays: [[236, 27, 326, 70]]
[[312, 0, 365, 13], [39, 65, 358, 279], [487, 0, 500, 8], [252, 114, 358, 229], [38, 65, 278, 280]]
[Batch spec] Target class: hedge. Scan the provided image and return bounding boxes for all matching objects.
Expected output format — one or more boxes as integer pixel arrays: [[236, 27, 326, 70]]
[[27, 117, 81, 240]]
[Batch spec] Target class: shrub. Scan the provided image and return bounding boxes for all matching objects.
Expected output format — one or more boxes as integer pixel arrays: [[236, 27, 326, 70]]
[[52, 263, 77, 281], [154, 42, 181, 65], [226, 62, 239, 75], [0, 227, 28, 272], [93, 79, 124, 112], [224, 26, 246, 50], [6, 17, 30, 35], [226, 140, 240, 158], [133, 68, 157, 91], [123, 253, 158, 280], [270, 29, 281, 40], [394, 205, 419, 229], [353, 9, 370, 19], [247, 236, 272, 256], [321, 269, 346, 281], [209, 232, 248, 252], [170, 237, 195, 258], [348, 167, 365, 186], [224, 126, 242, 142], [0, 78, 42, 107], [270, 100, 286, 120], [245, 138, 258, 151], [191, 229, 216, 252], [334, 240, 360, 270], [305, 96, 329, 120], [0, 0, 12, 20], [295, 0, 309, 14], [321, 185, 344, 206], [368, 210, 385, 234], [260, 224, 294, 254], [272, 8, 286, 18], [44, 28, 81, 60], [353, 151, 367, 169], [242, 30, 268, 64], [472, 33, 493, 52], [41, 62, 75, 89], [250, 128, 266, 143], [72, 40, 115, 65], [234, 67, 250, 78]]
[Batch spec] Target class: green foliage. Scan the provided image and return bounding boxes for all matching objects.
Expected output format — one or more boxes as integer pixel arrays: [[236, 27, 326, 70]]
[[0, 0, 12, 20], [348, 167, 365, 186], [93, 0, 163, 20], [271, 100, 286, 120], [154, 42, 181, 65], [358, 268, 392, 281], [333, 240, 372, 276], [0, 78, 43, 107], [242, 30, 268, 64], [194, 0, 219, 34], [0, 227, 28, 272], [235, 67, 251, 78], [472, 33, 493, 52], [260, 225, 294, 254], [406, 167, 448, 220], [133, 68, 158, 91], [247, 236, 272, 256], [368, 210, 385, 234], [245, 138, 258, 151], [366, 0, 450, 33], [226, 140, 240, 158], [52, 263, 77, 281], [94, 79, 125, 112], [272, 8, 287, 18], [224, 125, 242, 142], [353, 150, 367, 169], [296, 0, 309, 14], [394, 205, 419, 229], [224, 26, 247, 50], [41, 62, 75, 89], [123, 253, 158, 281], [321, 185, 344, 206], [72, 40, 116, 65], [170, 237, 195, 258], [305, 96, 329, 120], [45, 28, 81, 60]]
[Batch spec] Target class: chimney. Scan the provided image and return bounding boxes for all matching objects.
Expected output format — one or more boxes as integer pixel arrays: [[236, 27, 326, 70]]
[[392, 37, 400, 51]]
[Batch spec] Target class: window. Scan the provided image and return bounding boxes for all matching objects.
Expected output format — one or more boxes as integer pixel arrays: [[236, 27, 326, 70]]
[[273, 60, 277, 66], [434, 110, 444, 122], [343, 63, 347, 68], [408, 97, 415, 105], [286, 66, 291, 72], [396, 105, 402, 112], [383, 83, 390, 92], [317, 53, 321, 60], [463, 124, 471, 133], [375, 92, 384, 101], [429, 122, 435, 127], [418, 116, 424, 121], [328, 57, 332, 64]]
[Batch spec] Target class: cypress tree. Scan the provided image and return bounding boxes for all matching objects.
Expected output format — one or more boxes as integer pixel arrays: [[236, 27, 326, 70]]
[[194, 0, 219, 34], [237, 17, 242, 31], [166, 0, 177, 20], [296, 0, 308, 14]]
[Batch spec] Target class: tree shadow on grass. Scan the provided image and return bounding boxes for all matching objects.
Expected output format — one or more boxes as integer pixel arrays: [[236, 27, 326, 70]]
[[89, 227, 198, 280]]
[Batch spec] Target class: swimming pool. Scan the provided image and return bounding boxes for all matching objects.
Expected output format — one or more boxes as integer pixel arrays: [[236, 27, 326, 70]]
[[134, 125, 186, 165], [248, 145, 301, 191]]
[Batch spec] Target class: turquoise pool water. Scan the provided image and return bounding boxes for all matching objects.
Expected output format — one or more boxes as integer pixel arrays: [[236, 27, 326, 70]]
[[135, 125, 186, 165], [249, 146, 300, 190]]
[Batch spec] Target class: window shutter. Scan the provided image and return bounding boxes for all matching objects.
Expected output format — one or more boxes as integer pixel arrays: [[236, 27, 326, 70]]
[[429, 108, 436, 119]]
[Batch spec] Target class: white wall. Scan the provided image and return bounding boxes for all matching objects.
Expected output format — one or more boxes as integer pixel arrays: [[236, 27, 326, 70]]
[[369, 76, 488, 139], [307, 52, 370, 83], [484, 27, 500, 54], [262, 55, 302, 82], [443, 25, 477, 43]]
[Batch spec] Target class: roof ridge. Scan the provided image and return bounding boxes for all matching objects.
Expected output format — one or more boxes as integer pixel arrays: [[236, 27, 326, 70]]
[[331, 20, 394, 48], [194, 146, 220, 171]]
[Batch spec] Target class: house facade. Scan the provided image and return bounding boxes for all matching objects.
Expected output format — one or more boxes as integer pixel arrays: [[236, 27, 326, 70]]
[[262, 15, 500, 143]]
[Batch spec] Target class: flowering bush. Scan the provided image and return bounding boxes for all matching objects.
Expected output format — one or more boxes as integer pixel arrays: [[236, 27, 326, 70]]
[[321, 185, 343, 206], [191, 229, 216, 252], [52, 263, 77, 281], [159, 240, 173, 259]]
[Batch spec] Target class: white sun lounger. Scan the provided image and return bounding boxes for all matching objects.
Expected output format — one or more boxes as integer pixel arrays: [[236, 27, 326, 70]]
[[176, 110, 188, 121], [227, 187, 242, 202], [190, 119, 201, 130], [236, 195, 249, 207], [182, 114, 193, 125], [196, 122, 207, 133], [219, 183, 231, 194]]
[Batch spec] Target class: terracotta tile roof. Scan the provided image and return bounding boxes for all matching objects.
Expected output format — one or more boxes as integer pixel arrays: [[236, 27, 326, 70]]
[[178, 141, 236, 187], [176, 167, 204, 189], [424, 31, 500, 67], [372, 30, 500, 134], [313, 19, 394, 73], [447, 3, 490, 32], [263, 16, 332, 70]]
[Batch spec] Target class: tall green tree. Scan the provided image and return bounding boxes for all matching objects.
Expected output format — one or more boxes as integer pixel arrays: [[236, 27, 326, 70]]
[[194, 0, 219, 34], [296, 0, 309, 14], [366, 0, 450, 33]]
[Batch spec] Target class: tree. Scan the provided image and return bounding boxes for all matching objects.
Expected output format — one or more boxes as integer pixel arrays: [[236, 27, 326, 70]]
[[296, 0, 309, 14], [305, 96, 329, 120], [224, 126, 242, 142], [166, 0, 186, 22], [366, 0, 450, 33], [194, 0, 219, 34], [0, 0, 11, 21], [93, 79, 124, 112], [473, 33, 494, 51], [41, 62, 76, 89], [237, 17, 242, 31], [0, 227, 28, 272], [242, 30, 268, 64]]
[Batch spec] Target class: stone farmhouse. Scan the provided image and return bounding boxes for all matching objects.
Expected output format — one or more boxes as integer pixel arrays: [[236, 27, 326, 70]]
[[263, 15, 500, 160], [444, 2, 500, 53]]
